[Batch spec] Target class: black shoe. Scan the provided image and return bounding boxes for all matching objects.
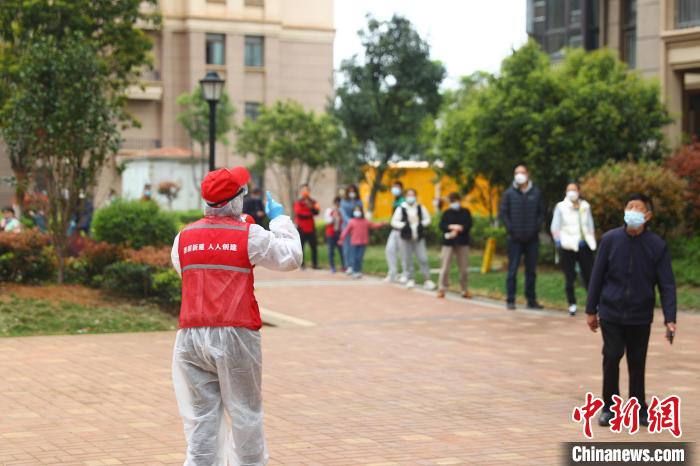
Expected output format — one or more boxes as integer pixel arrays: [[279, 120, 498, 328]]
[[506, 302, 516, 310], [598, 410, 614, 426], [527, 301, 544, 310]]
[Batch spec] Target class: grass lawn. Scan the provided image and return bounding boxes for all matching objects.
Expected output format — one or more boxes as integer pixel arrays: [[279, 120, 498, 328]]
[[0, 285, 177, 337], [313, 243, 700, 311]]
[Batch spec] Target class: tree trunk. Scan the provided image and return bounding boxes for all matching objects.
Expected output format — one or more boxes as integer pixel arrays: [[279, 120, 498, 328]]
[[13, 169, 28, 218], [368, 164, 387, 215]]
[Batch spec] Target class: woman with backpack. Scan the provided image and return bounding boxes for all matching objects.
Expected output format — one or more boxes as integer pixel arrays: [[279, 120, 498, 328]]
[[390, 188, 436, 290]]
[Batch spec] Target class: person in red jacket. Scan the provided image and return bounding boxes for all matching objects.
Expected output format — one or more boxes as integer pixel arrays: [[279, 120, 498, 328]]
[[294, 184, 320, 269], [338, 205, 386, 278], [170, 167, 302, 465]]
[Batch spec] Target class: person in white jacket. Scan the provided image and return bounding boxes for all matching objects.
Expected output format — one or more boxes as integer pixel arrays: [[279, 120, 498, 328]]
[[170, 167, 302, 465], [390, 189, 436, 290], [550, 182, 597, 316]]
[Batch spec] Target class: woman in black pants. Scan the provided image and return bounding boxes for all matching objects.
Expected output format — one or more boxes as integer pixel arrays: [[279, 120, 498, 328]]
[[550, 182, 596, 316]]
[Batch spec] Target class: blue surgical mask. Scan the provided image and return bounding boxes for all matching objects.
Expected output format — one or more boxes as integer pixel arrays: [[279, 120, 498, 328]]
[[450, 202, 460, 210], [391, 187, 402, 197], [624, 210, 646, 228], [353, 210, 362, 218], [405, 196, 416, 205]]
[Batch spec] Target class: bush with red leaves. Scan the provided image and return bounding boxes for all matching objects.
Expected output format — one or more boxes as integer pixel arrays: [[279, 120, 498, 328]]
[[667, 141, 700, 232]]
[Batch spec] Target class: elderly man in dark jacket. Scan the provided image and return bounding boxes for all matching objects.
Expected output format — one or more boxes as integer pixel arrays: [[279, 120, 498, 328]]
[[499, 165, 545, 310], [586, 193, 677, 427]]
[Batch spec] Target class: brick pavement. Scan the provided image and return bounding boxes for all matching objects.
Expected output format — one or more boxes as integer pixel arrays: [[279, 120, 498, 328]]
[[0, 268, 698, 465]]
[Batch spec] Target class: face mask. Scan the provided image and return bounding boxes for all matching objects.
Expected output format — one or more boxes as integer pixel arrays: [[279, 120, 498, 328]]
[[624, 210, 646, 228], [348, 192, 357, 199], [405, 196, 416, 205], [566, 190, 579, 202], [353, 211, 362, 218], [144, 190, 152, 197], [450, 202, 460, 210], [391, 187, 402, 197], [514, 173, 528, 185]]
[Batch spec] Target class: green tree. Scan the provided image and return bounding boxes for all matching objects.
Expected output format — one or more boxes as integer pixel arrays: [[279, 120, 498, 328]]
[[333, 14, 445, 211], [0, 0, 159, 214], [0, 35, 121, 283], [176, 86, 236, 178], [438, 41, 672, 218], [237, 100, 349, 209]]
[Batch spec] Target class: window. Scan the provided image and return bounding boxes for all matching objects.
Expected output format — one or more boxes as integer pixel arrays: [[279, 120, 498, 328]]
[[206, 33, 225, 65], [244, 36, 264, 67], [677, 0, 700, 28], [529, 0, 600, 56], [245, 102, 261, 120], [622, 0, 637, 68]]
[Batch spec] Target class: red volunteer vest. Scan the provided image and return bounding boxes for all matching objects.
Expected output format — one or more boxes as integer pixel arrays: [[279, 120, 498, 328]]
[[178, 216, 261, 330]]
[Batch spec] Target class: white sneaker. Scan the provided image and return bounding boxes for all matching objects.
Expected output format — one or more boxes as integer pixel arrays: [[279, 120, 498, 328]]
[[353, 273, 363, 279], [383, 274, 394, 283], [398, 275, 408, 284], [406, 279, 416, 289], [345, 267, 353, 275], [568, 304, 577, 316], [423, 280, 436, 291]]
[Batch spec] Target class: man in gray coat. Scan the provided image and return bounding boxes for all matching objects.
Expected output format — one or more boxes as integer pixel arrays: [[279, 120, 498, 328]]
[[499, 165, 545, 310]]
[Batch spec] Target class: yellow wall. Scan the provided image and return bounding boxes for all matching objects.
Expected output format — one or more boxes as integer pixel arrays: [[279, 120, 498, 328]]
[[359, 166, 499, 219]]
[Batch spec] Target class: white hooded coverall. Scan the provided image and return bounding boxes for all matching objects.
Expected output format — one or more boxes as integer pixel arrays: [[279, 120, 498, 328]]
[[171, 214, 302, 466]]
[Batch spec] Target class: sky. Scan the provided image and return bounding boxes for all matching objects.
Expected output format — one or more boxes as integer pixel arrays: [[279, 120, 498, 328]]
[[333, 0, 529, 88]]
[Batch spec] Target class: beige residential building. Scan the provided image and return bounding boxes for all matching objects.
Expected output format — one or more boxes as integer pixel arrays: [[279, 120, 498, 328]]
[[527, 0, 700, 145], [0, 0, 336, 210]]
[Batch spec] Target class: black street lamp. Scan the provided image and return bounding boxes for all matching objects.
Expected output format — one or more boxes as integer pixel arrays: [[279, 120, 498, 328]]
[[199, 71, 225, 172]]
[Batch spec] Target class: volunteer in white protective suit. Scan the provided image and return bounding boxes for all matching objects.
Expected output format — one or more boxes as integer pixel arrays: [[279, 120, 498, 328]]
[[170, 166, 302, 466]]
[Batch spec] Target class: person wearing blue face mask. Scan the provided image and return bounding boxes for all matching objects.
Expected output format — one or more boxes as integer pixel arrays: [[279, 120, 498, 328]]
[[437, 192, 472, 299], [385, 181, 407, 283], [585, 193, 677, 429], [339, 184, 363, 274]]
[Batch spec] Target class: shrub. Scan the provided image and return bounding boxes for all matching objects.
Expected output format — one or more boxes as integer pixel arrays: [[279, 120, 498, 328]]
[[152, 269, 182, 313], [0, 230, 54, 283], [82, 241, 124, 277], [102, 261, 154, 298], [92, 199, 178, 249], [470, 216, 507, 253], [667, 142, 700, 232], [580, 161, 687, 238], [124, 246, 171, 268], [102, 261, 181, 312], [669, 236, 700, 287]]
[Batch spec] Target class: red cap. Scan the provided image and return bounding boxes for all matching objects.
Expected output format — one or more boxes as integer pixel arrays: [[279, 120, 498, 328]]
[[201, 167, 250, 206]]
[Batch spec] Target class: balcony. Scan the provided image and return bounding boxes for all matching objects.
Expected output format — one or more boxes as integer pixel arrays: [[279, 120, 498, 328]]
[[127, 69, 163, 100], [121, 138, 162, 151]]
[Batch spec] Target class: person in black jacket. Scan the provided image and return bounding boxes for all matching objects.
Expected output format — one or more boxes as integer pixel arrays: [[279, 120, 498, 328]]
[[498, 165, 545, 310], [243, 188, 266, 226], [437, 192, 472, 299], [585, 193, 677, 427]]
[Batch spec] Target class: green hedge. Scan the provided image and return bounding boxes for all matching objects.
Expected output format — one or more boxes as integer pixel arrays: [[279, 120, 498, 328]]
[[92, 200, 178, 249], [101, 261, 181, 314]]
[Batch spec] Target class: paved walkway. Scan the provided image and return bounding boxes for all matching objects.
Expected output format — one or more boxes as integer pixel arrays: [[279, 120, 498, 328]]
[[1, 269, 698, 465]]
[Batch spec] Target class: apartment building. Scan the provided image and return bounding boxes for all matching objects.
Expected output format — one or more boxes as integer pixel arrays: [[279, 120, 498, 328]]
[[0, 0, 335, 210], [527, 0, 700, 145]]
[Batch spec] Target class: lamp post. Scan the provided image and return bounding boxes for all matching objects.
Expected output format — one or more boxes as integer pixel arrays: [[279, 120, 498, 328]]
[[199, 71, 225, 172]]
